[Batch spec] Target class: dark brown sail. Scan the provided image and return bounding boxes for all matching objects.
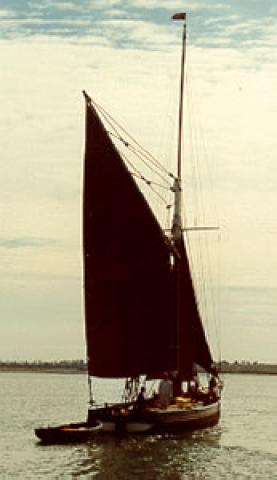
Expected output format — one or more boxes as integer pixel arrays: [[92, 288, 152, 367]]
[[83, 93, 214, 379], [174, 235, 213, 378], [83, 99, 174, 377]]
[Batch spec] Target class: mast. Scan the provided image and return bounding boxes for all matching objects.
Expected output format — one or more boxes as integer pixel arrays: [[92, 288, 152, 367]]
[[172, 12, 187, 241], [177, 14, 186, 182], [171, 13, 187, 375], [170, 15, 215, 378]]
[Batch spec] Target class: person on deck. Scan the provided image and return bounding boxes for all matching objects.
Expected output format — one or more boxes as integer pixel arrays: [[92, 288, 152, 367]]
[[158, 372, 173, 408], [171, 371, 183, 397], [136, 386, 146, 411], [208, 374, 219, 402], [188, 380, 199, 401]]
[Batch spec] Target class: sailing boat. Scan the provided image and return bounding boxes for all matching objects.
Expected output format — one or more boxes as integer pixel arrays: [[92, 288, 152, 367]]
[[35, 13, 222, 442], [84, 13, 222, 434]]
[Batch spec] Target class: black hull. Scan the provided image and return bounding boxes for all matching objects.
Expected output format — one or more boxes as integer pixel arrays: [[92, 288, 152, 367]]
[[87, 401, 220, 435], [35, 402, 220, 443], [35, 421, 102, 444]]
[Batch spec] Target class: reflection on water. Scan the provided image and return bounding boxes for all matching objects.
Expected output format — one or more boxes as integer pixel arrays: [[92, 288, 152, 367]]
[[67, 424, 277, 480], [70, 429, 223, 479]]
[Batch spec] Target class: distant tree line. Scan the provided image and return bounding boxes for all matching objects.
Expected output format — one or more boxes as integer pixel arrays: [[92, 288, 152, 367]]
[[0, 359, 87, 372], [218, 360, 277, 375], [0, 359, 276, 374]]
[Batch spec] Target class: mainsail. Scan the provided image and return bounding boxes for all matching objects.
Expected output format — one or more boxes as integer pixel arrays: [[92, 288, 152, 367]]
[[83, 95, 214, 379], [173, 236, 213, 378]]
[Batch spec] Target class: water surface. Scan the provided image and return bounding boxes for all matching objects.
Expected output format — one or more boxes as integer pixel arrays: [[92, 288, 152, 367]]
[[0, 372, 276, 479]]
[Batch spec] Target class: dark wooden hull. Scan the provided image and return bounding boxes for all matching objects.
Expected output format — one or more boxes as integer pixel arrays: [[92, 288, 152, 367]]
[[87, 400, 220, 434], [35, 421, 102, 444], [35, 401, 220, 442]]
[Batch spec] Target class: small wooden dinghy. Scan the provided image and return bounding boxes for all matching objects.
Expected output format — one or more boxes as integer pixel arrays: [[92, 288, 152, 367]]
[[35, 420, 102, 444]]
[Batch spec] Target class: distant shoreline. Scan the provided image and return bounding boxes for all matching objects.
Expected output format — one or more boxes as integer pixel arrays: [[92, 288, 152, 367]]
[[0, 366, 85, 375], [219, 362, 277, 375], [0, 362, 277, 375]]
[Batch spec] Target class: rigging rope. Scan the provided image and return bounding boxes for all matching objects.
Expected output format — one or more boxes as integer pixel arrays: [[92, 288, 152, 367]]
[[121, 151, 170, 207], [185, 65, 221, 363], [109, 130, 172, 188], [91, 99, 176, 181]]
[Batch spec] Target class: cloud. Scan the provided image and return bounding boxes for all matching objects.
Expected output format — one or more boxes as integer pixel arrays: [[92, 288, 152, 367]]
[[46, 1, 82, 10], [1, 18, 90, 26], [27, 0, 83, 11], [89, 0, 122, 8], [128, 0, 230, 11], [93, 0, 231, 12], [104, 8, 128, 18], [2, 0, 276, 56], [0, 237, 57, 249], [0, 9, 16, 17], [100, 18, 177, 49]]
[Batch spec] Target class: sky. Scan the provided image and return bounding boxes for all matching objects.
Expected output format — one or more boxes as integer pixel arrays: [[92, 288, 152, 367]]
[[0, 0, 276, 363]]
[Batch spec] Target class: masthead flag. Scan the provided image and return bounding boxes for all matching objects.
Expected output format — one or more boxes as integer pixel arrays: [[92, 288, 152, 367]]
[[172, 12, 186, 21]]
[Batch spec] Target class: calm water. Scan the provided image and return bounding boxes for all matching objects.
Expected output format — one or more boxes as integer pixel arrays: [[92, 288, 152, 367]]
[[0, 372, 276, 479]]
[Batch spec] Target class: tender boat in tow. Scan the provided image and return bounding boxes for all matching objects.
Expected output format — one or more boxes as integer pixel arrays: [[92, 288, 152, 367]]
[[35, 421, 102, 444]]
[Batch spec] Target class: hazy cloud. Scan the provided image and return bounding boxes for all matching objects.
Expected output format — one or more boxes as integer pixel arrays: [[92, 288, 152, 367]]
[[0, 238, 57, 249]]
